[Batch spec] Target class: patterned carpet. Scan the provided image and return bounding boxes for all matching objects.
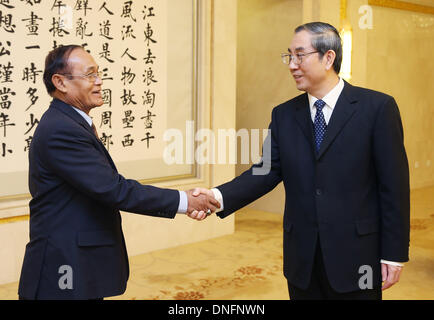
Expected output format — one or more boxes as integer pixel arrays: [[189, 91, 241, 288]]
[[113, 210, 286, 300], [0, 187, 433, 300]]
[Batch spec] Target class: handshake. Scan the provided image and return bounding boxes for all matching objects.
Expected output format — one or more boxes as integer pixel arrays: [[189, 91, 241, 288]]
[[185, 188, 220, 221]]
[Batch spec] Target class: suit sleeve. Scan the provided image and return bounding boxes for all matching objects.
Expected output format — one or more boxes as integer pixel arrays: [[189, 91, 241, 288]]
[[372, 97, 410, 262], [40, 124, 179, 218], [216, 107, 283, 218]]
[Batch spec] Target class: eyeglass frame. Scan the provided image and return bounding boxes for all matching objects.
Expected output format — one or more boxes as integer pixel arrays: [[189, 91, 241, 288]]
[[281, 51, 319, 65], [58, 71, 103, 82]]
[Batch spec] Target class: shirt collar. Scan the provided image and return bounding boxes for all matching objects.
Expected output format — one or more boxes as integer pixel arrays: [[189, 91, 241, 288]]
[[71, 106, 93, 127], [308, 77, 345, 110]]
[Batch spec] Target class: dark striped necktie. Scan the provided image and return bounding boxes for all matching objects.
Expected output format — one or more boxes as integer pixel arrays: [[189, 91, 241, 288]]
[[91, 123, 99, 139]]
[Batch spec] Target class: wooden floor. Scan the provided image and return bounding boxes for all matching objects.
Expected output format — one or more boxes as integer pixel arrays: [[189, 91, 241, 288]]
[[1, 187, 433, 300]]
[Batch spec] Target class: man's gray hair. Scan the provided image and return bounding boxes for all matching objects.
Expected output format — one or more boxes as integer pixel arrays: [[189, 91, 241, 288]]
[[295, 22, 343, 74]]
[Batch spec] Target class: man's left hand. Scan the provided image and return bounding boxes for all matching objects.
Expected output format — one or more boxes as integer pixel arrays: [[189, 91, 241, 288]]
[[381, 263, 403, 291]]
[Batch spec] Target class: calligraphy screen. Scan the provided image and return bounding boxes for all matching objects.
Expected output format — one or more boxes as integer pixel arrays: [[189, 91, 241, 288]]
[[0, 0, 197, 197]]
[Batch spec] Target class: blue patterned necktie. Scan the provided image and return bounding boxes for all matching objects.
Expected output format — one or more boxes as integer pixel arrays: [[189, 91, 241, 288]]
[[314, 99, 327, 152]]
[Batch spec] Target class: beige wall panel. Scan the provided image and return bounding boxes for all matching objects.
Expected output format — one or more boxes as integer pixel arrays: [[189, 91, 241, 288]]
[[364, 6, 434, 188], [236, 0, 303, 214]]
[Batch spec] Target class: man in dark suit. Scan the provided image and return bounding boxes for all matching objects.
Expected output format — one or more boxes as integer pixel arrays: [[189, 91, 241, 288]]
[[190, 22, 410, 300], [18, 45, 219, 300]]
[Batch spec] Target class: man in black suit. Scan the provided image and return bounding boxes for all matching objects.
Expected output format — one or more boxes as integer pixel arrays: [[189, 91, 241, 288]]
[[18, 45, 219, 300], [190, 22, 410, 300]]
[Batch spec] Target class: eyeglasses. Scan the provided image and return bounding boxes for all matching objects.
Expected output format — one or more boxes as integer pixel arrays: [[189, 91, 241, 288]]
[[281, 51, 319, 65], [60, 71, 103, 82]]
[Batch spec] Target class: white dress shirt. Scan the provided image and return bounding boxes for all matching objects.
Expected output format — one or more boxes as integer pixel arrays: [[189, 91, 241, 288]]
[[308, 77, 345, 125]]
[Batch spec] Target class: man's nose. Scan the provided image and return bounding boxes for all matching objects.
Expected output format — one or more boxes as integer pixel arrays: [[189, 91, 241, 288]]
[[95, 76, 103, 85], [289, 59, 298, 71]]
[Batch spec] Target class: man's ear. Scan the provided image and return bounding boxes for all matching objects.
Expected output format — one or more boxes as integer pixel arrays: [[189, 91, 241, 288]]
[[51, 74, 68, 93], [324, 50, 336, 71]]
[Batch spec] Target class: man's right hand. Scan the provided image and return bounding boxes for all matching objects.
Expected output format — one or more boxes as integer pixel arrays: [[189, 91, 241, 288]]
[[185, 188, 220, 220]]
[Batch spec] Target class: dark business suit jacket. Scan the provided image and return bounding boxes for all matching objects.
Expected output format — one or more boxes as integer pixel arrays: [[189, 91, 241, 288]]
[[19, 98, 180, 299], [217, 81, 410, 293]]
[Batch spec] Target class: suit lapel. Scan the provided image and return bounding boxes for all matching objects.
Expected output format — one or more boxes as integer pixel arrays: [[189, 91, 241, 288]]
[[316, 81, 358, 160], [294, 94, 316, 156], [50, 99, 117, 170], [51, 99, 96, 137]]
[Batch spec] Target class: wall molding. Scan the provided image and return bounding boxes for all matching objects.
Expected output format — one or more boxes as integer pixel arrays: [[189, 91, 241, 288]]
[[368, 0, 434, 15]]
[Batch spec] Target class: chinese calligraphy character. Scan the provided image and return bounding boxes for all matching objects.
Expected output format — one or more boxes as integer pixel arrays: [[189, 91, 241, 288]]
[[121, 1, 136, 22], [74, 0, 92, 16], [121, 134, 134, 147], [122, 110, 135, 128], [102, 88, 112, 107], [0, 0, 13, 9], [0, 87, 15, 110], [20, 0, 42, 6], [0, 62, 13, 83], [51, 0, 66, 14], [49, 16, 70, 37], [141, 132, 155, 149], [100, 68, 113, 81], [120, 89, 137, 106], [52, 40, 62, 50], [0, 41, 11, 56], [100, 132, 113, 150], [24, 136, 32, 152], [144, 48, 156, 64], [100, 111, 112, 129], [144, 23, 157, 46], [121, 48, 137, 61], [80, 43, 91, 53], [121, 67, 136, 85], [99, 20, 113, 40], [25, 87, 38, 111], [142, 89, 156, 108], [143, 67, 157, 86], [76, 18, 93, 39], [141, 110, 156, 129], [0, 112, 15, 137], [99, 1, 113, 15], [1, 142, 12, 157], [0, 11, 16, 33], [24, 113, 39, 135], [121, 25, 136, 40], [99, 43, 114, 63], [142, 6, 155, 21], [22, 11, 43, 36], [22, 63, 42, 84]]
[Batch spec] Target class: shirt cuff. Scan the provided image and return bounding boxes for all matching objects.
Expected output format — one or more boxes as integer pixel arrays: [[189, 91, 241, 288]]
[[177, 190, 188, 213], [211, 188, 224, 212], [381, 260, 404, 267]]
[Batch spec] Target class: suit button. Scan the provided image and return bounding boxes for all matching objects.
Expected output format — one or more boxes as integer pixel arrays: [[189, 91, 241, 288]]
[[316, 189, 323, 196]]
